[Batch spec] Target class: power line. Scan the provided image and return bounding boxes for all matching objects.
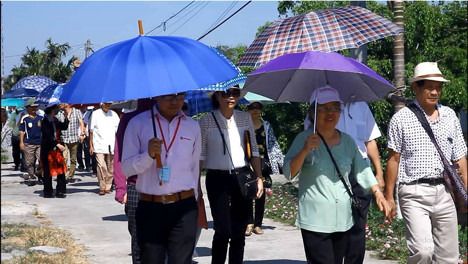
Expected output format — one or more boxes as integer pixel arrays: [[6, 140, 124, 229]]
[[202, 1, 237, 36], [151, 1, 205, 36], [169, 1, 211, 36], [145, 1, 195, 36], [4, 43, 85, 59], [198, 0, 252, 41]]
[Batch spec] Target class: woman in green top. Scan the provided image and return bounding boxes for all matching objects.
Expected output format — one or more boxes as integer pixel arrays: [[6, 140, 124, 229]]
[[283, 87, 390, 264]]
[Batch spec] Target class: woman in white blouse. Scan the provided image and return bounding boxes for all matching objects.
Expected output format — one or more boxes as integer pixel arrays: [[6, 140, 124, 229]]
[[198, 85, 264, 264]]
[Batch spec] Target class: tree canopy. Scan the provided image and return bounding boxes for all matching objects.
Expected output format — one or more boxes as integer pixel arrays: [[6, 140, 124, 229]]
[[3, 38, 77, 91]]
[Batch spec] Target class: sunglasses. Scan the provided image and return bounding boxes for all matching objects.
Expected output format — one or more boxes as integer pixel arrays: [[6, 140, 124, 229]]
[[220, 89, 241, 98], [162, 93, 186, 101], [247, 105, 263, 110]]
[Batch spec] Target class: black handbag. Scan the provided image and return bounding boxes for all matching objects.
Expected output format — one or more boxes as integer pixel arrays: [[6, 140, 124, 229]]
[[211, 112, 258, 200], [317, 132, 365, 222]]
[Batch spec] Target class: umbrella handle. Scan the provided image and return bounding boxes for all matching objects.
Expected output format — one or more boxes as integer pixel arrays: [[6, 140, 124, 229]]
[[150, 106, 163, 168]]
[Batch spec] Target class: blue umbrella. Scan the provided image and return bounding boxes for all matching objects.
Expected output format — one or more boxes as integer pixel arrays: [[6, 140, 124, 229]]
[[12, 75, 57, 92], [35, 83, 66, 106], [1, 98, 25, 107], [1, 88, 40, 99], [60, 36, 241, 104]]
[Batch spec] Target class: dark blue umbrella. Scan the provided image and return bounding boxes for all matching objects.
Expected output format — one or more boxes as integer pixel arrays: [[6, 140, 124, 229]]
[[60, 36, 241, 104], [12, 75, 57, 92], [1, 88, 40, 99], [35, 83, 66, 106]]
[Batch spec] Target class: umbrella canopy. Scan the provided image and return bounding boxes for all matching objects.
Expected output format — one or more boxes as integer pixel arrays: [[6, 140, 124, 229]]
[[1, 88, 40, 99], [35, 83, 66, 106], [1, 98, 24, 107], [244, 51, 395, 103], [186, 97, 250, 117], [12, 75, 57, 92], [238, 6, 403, 67], [60, 36, 241, 104]]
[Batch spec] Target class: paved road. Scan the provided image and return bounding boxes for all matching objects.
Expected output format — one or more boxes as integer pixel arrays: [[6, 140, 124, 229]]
[[1, 150, 396, 264]]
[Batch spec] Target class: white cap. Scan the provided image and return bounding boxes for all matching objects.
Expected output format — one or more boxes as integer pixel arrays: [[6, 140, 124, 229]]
[[309, 85, 343, 104], [408, 62, 450, 84]]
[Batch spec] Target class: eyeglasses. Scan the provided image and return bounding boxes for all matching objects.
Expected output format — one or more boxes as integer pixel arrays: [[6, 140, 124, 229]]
[[161, 93, 186, 101], [317, 106, 342, 112], [247, 105, 263, 110], [220, 89, 241, 98]]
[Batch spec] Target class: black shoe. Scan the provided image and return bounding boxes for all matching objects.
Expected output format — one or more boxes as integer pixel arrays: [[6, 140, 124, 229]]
[[85, 167, 92, 172], [77, 167, 84, 172], [66, 178, 76, 184], [28, 181, 36, 187], [43, 194, 54, 198], [14, 166, 19, 171], [55, 193, 66, 198]]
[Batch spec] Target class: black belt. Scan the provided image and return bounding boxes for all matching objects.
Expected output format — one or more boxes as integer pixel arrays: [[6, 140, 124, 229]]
[[405, 178, 445, 185]]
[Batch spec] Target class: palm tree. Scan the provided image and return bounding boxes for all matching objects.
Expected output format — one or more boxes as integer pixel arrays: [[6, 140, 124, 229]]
[[389, 0, 406, 113]]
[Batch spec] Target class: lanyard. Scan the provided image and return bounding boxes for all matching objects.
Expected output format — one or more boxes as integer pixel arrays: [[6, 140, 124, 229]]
[[156, 115, 182, 159]]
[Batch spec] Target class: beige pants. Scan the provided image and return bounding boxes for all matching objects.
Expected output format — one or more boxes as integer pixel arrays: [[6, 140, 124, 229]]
[[23, 143, 40, 181], [63, 142, 78, 179], [95, 153, 114, 191], [398, 182, 459, 264]]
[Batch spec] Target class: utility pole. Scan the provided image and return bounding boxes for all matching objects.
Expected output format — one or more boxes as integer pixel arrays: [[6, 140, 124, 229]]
[[349, 1, 367, 65], [85, 39, 92, 58]]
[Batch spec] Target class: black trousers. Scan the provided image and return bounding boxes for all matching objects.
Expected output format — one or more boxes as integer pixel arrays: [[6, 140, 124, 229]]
[[301, 229, 350, 264], [247, 188, 265, 227], [41, 148, 66, 196], [136, 196, 198, 264], [206, 170, 251, 264], [77, 137, 91, 169], [11, 136, 22, 168], [344, 173, 372, 264]]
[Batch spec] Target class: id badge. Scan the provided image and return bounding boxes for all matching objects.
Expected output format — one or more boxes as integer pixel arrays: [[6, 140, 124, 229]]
[[158, 166, 171, 182]]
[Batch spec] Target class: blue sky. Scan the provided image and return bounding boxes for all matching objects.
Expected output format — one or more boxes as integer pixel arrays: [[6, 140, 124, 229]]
[[2, 1, 280, 75]]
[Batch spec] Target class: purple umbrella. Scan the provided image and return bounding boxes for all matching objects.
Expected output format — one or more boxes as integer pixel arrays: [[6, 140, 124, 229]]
[[243, 51, 395, 103]]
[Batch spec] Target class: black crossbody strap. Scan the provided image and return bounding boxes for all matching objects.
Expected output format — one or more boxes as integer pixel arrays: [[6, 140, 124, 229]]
[[407, 103, 451, 167], [211, 112, 235, 170], [317, 132, 355, 200]]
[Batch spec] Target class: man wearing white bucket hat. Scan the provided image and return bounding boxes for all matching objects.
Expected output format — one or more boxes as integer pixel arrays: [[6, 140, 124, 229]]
[[385, 62, 467, 264]]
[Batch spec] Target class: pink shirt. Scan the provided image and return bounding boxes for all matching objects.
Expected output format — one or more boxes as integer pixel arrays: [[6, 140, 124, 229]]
[[121, 106, 201, 197]]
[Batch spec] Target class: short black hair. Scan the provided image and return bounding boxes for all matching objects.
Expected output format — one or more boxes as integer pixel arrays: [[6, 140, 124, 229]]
[[45, 105, 58, 114], [211, 93, 220, 109]]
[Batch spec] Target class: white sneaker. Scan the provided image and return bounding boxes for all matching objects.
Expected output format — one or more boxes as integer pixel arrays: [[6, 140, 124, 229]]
[[192, 249, 199, 260]]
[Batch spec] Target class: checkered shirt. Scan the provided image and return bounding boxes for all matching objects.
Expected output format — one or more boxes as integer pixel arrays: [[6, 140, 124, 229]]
[[387, 101, 467, 183], [56, 108, 83, 143]]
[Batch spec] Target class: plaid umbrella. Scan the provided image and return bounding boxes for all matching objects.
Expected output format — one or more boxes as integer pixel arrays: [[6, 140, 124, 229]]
[[238, 6, 403, 67], [12, 75, 57, 92], [186, 97, 249, 117]]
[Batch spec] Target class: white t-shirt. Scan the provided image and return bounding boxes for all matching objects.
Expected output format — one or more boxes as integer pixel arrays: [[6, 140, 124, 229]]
[[89, 108, 120, 154]]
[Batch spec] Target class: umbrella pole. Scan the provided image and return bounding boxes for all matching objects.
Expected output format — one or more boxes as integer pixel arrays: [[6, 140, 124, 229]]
[[313, 100, 317, 134], [150, 106, 163, 168]]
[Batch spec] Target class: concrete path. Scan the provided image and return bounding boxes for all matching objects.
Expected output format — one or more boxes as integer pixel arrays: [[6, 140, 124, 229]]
[[1, 149, 396, 264]]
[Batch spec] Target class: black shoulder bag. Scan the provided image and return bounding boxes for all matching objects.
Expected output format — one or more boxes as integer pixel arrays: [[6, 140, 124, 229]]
[[317, 132, 365, 222], [407, 103, 467, 213], [211, 112, 258, 200]]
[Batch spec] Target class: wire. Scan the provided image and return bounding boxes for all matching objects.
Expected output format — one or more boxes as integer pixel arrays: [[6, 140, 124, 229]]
[[202, 1, 237, 36], [3, 54, 23, 58], [64, 47, 83, 58], [198, 1, 252, 41], [152, 1, 205, 36], [169, 1, 211, 36], [145, 1, 195, 36]]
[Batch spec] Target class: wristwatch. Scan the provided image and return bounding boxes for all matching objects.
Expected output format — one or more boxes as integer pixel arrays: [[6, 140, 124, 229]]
[[373, 189, 383, 195]]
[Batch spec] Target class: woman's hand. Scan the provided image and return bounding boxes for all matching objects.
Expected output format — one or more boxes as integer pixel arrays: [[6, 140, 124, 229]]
[[56, 144, 66, 152], [302, 134, 319, 153], [375, 191, 390, 219], [255, 177, 264, 199]]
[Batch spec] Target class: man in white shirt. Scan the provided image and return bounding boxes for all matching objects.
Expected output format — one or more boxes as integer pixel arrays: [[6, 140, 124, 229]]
[[121, 92, 201, 264], [89, 102, 120, 195]]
